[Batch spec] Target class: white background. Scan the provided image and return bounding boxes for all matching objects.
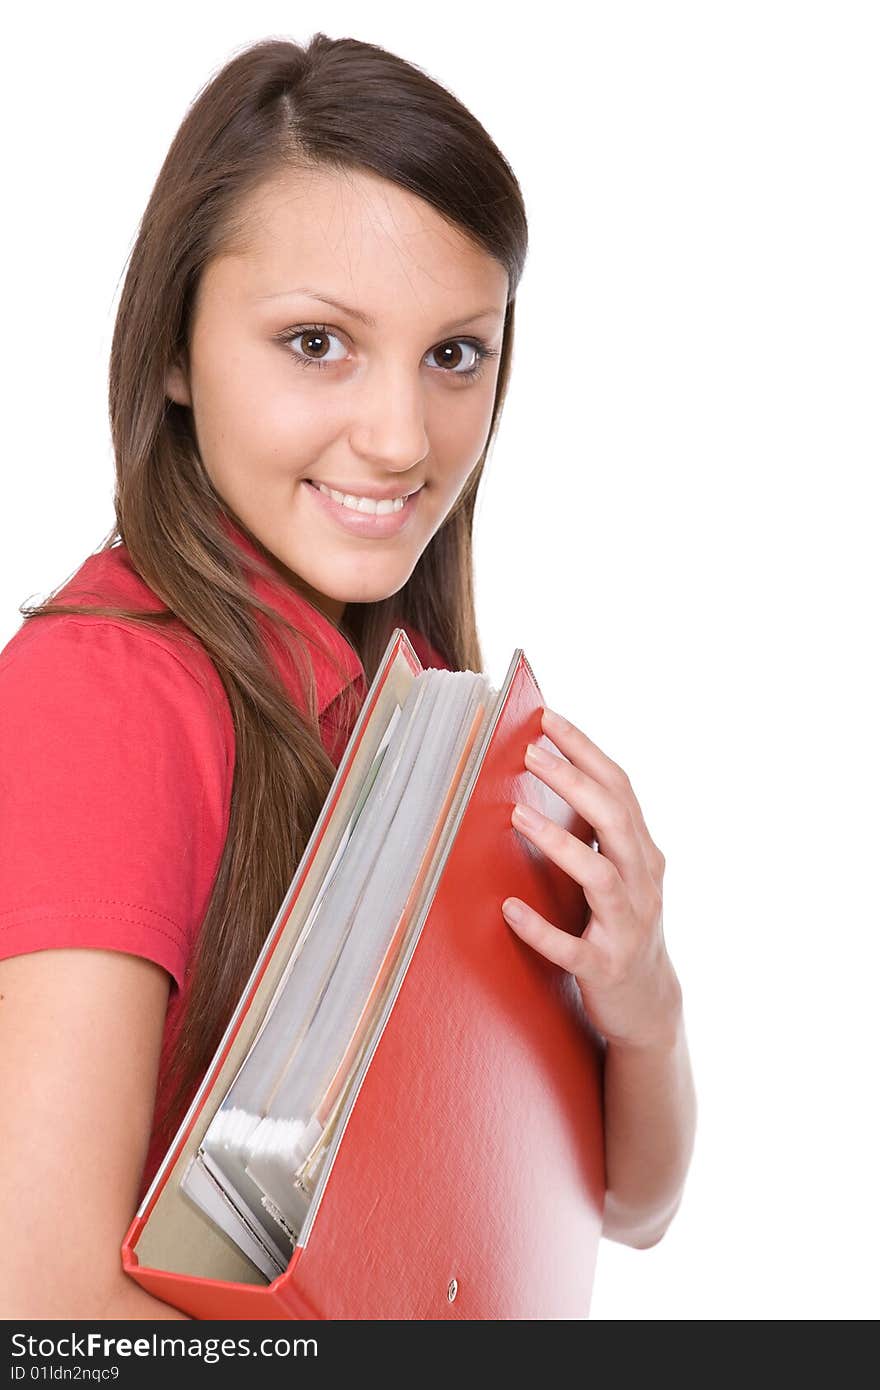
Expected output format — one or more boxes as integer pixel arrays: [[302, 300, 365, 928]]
[[2, 3, 877, 1319]]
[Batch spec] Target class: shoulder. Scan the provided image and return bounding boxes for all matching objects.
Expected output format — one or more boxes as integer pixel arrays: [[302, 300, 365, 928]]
[[0, 542, 232, 733], [0, 613, 232, 794], [0, 552, 235, 991]]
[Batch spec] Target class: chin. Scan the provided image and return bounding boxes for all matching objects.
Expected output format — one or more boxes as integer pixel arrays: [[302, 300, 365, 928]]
[[335, 568, 413, 608], [340, 581, 405, 607]]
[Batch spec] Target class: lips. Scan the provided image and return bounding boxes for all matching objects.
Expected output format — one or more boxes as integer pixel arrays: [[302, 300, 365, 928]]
[[303, 478, 423, 538], [306, 480, 424, 504]]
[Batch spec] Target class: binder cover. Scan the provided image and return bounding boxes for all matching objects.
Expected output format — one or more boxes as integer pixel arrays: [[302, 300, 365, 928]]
[[121, 631, 606, 1319]]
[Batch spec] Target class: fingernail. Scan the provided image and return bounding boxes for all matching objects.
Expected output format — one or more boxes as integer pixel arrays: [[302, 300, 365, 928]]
[[542, 706, 570, 732], [512, 801, 544, 833], [525, 742, 554, 770], [501, 897, 523, 922]]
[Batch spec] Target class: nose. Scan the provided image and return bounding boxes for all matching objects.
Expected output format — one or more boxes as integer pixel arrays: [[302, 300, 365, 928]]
[[348, 360, 430, 473]]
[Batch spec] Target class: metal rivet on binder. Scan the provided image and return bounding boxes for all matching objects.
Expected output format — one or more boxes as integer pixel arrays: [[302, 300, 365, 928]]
[[447, 1278, 458, 1302]]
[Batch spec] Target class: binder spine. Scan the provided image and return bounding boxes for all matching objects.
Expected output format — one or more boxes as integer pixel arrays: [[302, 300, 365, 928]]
[[122, 1234, 324, 1320]]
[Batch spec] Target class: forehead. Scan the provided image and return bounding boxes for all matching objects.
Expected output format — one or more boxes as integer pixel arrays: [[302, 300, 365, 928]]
[[201, 164, 508, 320]]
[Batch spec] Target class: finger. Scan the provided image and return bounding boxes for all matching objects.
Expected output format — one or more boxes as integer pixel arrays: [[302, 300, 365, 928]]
[[523, 743, 651, 892], [510, 800, 630, 918], [500, 895, 597, 974], [540, 706, 630, 799], [540, 706, 664, 873]]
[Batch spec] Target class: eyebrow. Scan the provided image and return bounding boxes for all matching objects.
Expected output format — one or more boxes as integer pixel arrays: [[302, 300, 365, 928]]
[[256, 287, 505, 335]]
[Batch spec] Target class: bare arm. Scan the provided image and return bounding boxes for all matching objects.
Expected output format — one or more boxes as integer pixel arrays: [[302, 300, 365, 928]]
[[0, 949, 190, 1320], [600, 988, 697, 1248]]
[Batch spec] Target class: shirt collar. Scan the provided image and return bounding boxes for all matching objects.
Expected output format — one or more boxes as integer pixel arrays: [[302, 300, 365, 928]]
[[218, 510, 366, 717]]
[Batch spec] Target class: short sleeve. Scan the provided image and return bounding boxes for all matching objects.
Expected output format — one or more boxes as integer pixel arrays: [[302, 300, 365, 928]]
[[0, 619, 230, 991]]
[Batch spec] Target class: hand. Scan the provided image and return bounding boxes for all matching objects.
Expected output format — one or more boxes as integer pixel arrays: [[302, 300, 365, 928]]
[[501, 706, 682, 1052]]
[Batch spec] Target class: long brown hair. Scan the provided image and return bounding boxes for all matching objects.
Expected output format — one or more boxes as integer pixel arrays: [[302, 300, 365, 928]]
[[19, 33, 528, 1150]]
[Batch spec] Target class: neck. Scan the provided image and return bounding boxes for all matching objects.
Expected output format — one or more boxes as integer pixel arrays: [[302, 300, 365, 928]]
[[217, 507, 347, 626]]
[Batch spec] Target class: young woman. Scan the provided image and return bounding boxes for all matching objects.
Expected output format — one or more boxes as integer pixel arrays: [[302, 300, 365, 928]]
[[0, 33, 696, 1319]]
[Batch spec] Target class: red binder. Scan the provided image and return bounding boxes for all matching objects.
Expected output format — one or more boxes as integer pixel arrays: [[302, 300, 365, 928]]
[[121, 631, 606, 1319]]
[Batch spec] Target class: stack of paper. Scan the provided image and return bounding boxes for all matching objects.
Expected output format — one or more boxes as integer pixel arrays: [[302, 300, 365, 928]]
[[181, 667, 495, 1278]]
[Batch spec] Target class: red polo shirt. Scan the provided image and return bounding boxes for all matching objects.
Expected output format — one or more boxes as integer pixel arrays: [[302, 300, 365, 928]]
[[0, 515, 451, 1202]]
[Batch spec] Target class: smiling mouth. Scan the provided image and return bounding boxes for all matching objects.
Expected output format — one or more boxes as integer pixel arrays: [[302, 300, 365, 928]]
[[305, 480, 424, 514], [303, 478, 424, 536]]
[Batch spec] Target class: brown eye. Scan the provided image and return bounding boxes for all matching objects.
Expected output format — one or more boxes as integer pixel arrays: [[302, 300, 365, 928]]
[[280, 324, 347, 371], [299, 329, 331, 361], [428, 340, 491, 377], [434, 340, 466, 369]]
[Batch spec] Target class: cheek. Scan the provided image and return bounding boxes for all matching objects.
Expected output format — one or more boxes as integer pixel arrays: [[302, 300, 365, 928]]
[[428, 393, 493, 479], [256, 391, 325, 466], [204, 359, 338, 475]]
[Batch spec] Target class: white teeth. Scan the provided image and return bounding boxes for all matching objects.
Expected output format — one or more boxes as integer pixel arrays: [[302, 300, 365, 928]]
[[314, 481, 411, 515]]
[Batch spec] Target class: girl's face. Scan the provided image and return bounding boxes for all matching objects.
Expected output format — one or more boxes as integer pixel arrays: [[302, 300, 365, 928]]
[[166, 165, 509, 622]]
